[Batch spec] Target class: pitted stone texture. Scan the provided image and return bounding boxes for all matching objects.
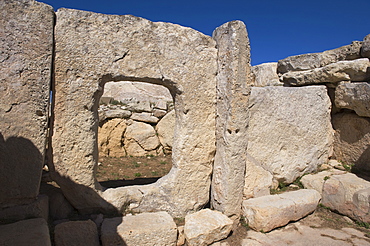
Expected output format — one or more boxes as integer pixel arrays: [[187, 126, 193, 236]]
[[101, 211, 177, 246], [322, 173, 370, 223], [54, 220, 99, 246], [335, 82, 370, 118], [211, 20, 251, 220], [98, 118, 127, 157], [130, 112, 159, 123], [53, 8, 217, 215], [156, 109, 175, 153], [252, 62, 282, 86], [0, 0, 54, 207], [184, 209, 233, 246], [277, 41, 362, 74], [361, 34, 370, 58], [282, 58, 370, 86], [242, 189, 321, 232], [247, 86, 333, 184], [332, 113, 370, 174], [0, 218, 51, 246]]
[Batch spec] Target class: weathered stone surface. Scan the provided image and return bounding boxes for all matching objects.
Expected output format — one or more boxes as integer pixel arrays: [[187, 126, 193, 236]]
[[103, 81, 172, 105], [242, 189, 321, 232], [277, 41, 362, 74], [361, 34, 370, 58], [322, 173, 370, 223], [0, 194, 48, 224], [335, 82, 370, 118], [211, 20, 251, 221], [156, 109, 175, 153], [155, 100, 168, 110], [130, 112, 159, 123], [153, 108, 167, 118], [301, 169, 346, 195], [54, 220, 99, 246], [282, 58, 370, 86], [98, 118, 127, 157], [252, 62, 282, 86], [104, 109, 132, 119], [0, 0, 54, 207], [184, 209, 233, 246], [53, 8, 217, 215], [0, 218, 51, 246], [247, 86, 333, 184], [332, 112, 370, 173], [101, 211, 177, 246], [243, 156, 273, 199], [124, 121, 160, 156]]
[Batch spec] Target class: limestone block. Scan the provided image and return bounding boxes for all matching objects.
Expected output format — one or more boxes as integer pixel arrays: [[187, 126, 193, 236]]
[[130, 112, 159, 123], [242, 189, 321, 232], [361, 34, 370, 58], [282, 58, 370, 86], [49, 192, 75, 220], [104, 109, 132, 119], [124, 121, 160, 156], [155, 100, 168, 110], [156, 110, 175, 152], [103, 81, 172, 105], [332, 112, 370, 173], [98, 119, 127, 157], [54, 220, 99, 246], [301, 169, 346, 195], [0, 0, 54, 207], [247, 86, 333, 184], [243, 156, 273, 199], [0, 218, 51, 246], [335, 82, 370, 118], [53, 8, 216, 215], [153, 108, 167, 118], [252, 62, 282, 86], [277, 41, 362, 74], [0, 194, 48, 224], [322, 173, 370, 222], [184, 209, 233, 246], [211, 20, 251, 220], [101, 211, 177, 246]]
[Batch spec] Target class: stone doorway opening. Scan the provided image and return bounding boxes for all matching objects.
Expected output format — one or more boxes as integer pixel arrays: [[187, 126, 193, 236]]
[[96, 81, 175, 188]]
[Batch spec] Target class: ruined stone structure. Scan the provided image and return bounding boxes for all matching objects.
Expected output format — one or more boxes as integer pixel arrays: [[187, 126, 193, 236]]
[[1, 0, 370, 245]]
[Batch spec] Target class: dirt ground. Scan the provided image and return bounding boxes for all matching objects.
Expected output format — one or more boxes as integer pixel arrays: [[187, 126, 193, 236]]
[[96, 155, 173, 188]]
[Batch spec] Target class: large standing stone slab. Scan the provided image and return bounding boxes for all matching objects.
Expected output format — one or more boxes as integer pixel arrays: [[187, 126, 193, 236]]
[[184, 209, 233, 246], [211, 20, 251, 221], [332, 112, 370, 174], [322, 173, 370, 223], [98, 118, 127, 157], [0, 0, 54, 207], [101, 211, 177, 246], [156, 109, 175, 153], [335, 82, 370, 118], [242, 189, 321, 232], [277, 41, 362, 74], [247, 86, 333, 184], [0, 218, 51, 246], [53, 8, 217, 216], [361, 34, 370, 58]]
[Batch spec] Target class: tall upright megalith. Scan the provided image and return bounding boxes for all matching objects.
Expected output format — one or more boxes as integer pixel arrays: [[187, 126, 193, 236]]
[[53, 8, 217, 215], [211, 21, 252, 220], [0, 0, 54, 207]]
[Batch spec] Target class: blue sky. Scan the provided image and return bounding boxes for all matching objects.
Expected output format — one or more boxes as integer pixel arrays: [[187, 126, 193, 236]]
[[39, 0, 370, 66]]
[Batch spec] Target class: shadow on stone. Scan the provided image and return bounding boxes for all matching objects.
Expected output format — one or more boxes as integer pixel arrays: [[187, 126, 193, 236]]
[[100, 177, 160, 189]]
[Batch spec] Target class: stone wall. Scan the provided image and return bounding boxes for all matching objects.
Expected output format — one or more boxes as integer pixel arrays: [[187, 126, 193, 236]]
[[1, 1, 370, 244]]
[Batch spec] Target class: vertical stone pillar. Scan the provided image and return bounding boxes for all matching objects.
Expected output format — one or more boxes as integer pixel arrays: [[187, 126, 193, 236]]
[[211, 21, 252, 220], [0, 0, 54, 207]]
